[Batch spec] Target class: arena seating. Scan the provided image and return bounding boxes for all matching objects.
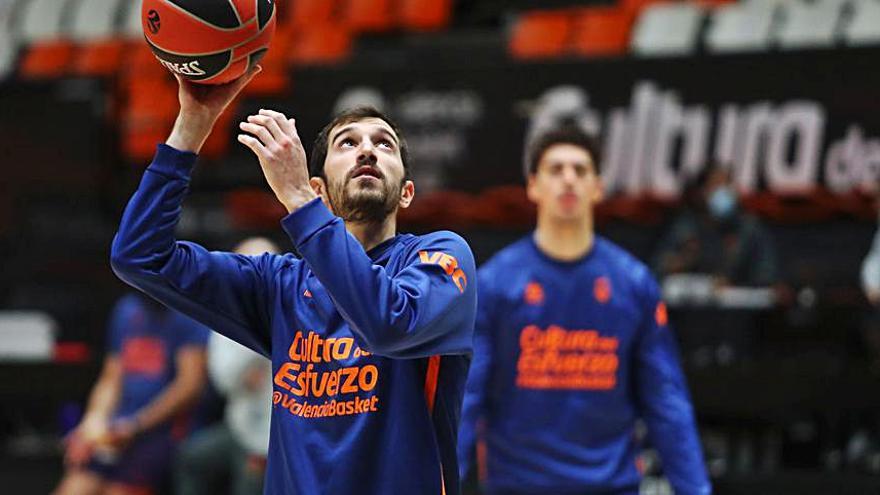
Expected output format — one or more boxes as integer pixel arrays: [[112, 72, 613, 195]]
[[630, 2, 706, 56]]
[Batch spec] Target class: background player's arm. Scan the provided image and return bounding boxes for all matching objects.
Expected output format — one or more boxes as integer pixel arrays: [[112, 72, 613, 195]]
[[104, 346, 206, 450], [138, 346, 207, 431], [64, 355, 122, 466], [458, 269, 496, 478], [634, 275, 712, 495], [80, 355, 123, 430], [111, 68, 277, 355]]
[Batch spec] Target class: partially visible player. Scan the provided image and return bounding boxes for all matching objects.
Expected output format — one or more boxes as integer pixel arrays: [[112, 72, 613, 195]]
[[53, 294, 209, 495], [110, 68, 476, 494], [457, 126, 711, 495]]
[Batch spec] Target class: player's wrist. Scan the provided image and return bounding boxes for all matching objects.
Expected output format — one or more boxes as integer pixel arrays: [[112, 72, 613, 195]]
[[128, 413, 146, 436], [166, 111, 216, 153], [79, 415, 106, 434], [280, 186, 319, 214]]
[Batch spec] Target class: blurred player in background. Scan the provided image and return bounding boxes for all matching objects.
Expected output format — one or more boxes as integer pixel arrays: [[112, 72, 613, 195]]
[[175, 237, 278, 495], [110, 68, 477, 494], [53, 293, 209, 495], [458, 126, 711, 495]]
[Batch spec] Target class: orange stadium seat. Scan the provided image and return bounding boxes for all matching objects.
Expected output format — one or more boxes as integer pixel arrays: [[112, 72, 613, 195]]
[[243, 27, 293, 96], [287, 0, 339, 29], [68, 0, 126, 76], [288, 25, 352, 65], [399, 0, 453, 31], [570, 7, 633, 57], [72, 39, 125, 77], [508, 10, 573, 60], [125, 43, 167, 77], [342, 0, 396, 33], [19, 40, 75, 79], [621, 0, 665, 15], [226, 189, 289, 230], [121, 76, 178, 162]]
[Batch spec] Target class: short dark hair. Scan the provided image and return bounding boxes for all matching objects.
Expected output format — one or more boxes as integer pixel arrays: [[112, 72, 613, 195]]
[[525, 125, 602, 177], [309, 106, 411, 180]]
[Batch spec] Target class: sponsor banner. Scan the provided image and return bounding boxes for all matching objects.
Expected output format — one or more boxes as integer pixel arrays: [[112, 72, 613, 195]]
[[284, 48, 880, 199]]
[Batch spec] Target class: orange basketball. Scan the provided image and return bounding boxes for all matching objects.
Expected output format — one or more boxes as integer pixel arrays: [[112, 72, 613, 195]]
[[142, 0, 276, 85]]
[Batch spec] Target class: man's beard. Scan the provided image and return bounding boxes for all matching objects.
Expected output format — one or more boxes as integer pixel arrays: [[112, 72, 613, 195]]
[[326, 175, 402, 223]]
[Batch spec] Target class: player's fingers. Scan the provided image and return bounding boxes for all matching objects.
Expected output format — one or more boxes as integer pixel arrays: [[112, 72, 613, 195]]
[[245, 64, 262, 80], [247, 114, 286, 144], [237, 133, 269, 159], [259, 109, 296, 137], [239, 121, 275, 147], [229, 65, 262, 91]]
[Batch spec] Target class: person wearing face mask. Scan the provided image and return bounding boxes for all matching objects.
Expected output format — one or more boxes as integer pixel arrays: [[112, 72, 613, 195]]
[[652, 166, 779, 288]]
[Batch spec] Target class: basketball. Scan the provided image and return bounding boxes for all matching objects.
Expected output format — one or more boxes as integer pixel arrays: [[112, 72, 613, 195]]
[[141, 0, 276, 85]]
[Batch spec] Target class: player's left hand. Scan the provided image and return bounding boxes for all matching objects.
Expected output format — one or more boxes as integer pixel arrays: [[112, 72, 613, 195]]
[[63, 429, 95, 467], [104, 417, 140, 450], [238, 109, 318, 213]]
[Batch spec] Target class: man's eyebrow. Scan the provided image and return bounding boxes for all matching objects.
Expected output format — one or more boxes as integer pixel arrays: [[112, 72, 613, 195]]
[[373, 127, 399, 145], [331, 125, 356, 145], [331, 124, 399, 145]]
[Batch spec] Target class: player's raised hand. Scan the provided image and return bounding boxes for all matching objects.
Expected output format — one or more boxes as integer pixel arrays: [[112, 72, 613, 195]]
[[166, 65, 262, 153], [238, 109, 318, 213], [63, 429, 94, 467]]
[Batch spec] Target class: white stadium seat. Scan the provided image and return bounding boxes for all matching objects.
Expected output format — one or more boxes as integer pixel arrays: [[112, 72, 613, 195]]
[[743, 0, 790, 7], [70, 0, 125, 42], [846, 0, 880, 46], [0, 0, 18, 31], [631, 2, 705, 57], [705, 1, 780, 53], [0, 0, 21, 78], [121, 0, 144, 40], [19, 0, 77, 43], [775, 0, 846, 49]]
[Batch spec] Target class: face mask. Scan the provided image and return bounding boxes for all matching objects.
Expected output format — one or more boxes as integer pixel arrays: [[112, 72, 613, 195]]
[[708, 186, 737, 220]]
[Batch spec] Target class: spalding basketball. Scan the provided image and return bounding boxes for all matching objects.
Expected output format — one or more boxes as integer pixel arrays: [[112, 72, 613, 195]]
[[142, 0, 276, 85]]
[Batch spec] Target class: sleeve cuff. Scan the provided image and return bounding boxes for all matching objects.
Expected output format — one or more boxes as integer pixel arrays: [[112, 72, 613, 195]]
[[146, 144, 199, 180], [281, 198, 338, 247]]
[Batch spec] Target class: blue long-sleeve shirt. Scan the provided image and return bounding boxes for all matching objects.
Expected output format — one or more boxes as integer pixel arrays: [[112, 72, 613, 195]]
[[111, 144, 477, 495], [458, 235, 711, 495]]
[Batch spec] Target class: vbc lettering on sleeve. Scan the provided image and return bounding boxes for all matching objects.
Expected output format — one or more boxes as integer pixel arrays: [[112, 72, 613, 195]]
[[419, 250, 467, 293]]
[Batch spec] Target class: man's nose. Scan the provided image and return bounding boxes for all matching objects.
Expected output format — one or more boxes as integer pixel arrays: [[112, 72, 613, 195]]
[[357, 139, 377, 165]]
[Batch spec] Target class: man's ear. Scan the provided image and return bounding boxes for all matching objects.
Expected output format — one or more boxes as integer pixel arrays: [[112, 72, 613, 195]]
[[526, 174, 539, 205], [592, 177, 605, 204], [398, 180, 415, 209], [309, 177, 332, 211]]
